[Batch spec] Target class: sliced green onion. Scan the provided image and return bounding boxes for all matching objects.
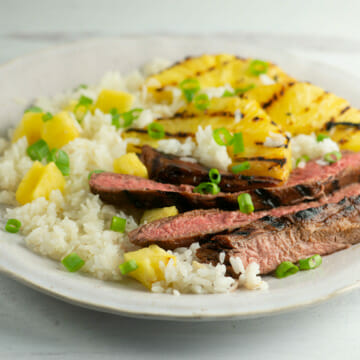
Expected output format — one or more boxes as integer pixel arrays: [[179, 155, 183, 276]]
[[62, 253, 85, 272], [194, 182, 220, 195], [111, 216, 126, 233], [110, 108, 121, 128], [26, 139, 50, 161], [24, 106, 43, 114], [316, 133, 330, 142], [5, 219, 21, 233], [47, 149, 70, 176], [213, 127, 233, 146], [232, 132, 245, 154], [179, 78, 200, 102], [275, 261, 299, 278], [222, 90, 235, 97], [194, 94, 210, 111], [237, 193, 254, 214], [295, 155, 310, 167], [209, 168, 221, 184], [122, 108, 143, 128], [119, 259, 138, 275], [75, 95, 93, 111], [232, 161, 250, 174], [324, 151, 342, 164], [298, 254, 322, 270], [248, 60, 269, 76], [42, 112, 53, 122], [76, 84, 88, 90], [234, 84, 256, 94], [88, 169, 105, 180], [148, 123, 165, 139]]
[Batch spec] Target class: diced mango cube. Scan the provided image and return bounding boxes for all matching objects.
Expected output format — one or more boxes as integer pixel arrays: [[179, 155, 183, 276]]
[[141, 206, 179, 224], [12, 112, 44, 145], [16, 161, 65, 205], [123, 245, 176, 289], [41, 111, 80, 149], [94, 89, 134, 114], [113, 153, 148, 178]]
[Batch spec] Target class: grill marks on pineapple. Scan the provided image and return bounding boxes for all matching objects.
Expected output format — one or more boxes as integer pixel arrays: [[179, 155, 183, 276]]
[[233, 156, 287, 169], [152, 57, 235, 92], [157, 110, 245, 121], [125, 128, 194, 139]]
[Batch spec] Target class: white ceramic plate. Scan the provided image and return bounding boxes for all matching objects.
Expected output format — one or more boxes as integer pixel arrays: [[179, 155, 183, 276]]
[[1, 37, 360, 321]]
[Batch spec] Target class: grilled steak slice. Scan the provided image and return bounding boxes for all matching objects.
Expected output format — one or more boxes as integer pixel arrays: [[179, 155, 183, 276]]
[[90, 151, 360, 212], [129, 183, 360, 249], [140, 145, 280, 192], [197, 194, 360, 275]]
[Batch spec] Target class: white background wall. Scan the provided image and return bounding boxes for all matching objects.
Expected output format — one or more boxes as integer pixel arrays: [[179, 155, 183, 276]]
[[1, 1, 360, 359]]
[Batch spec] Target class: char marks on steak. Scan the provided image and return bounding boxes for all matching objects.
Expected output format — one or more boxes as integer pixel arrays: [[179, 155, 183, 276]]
[[196, 193, 360, 275], [128, 183, 360, 249], [140, 145, 280, 192], [90, 151, 360, 212]]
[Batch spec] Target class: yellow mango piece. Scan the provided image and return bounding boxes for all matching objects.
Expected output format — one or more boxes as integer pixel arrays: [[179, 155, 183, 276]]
[[141, 206, 179, 224], [41, 111, 80, 149], [12, 112, 44, 145], [94, 89, 134, 114], [16, 162, 65, 205], [113, 153, 148, 178], [123, 245, 176, 289]]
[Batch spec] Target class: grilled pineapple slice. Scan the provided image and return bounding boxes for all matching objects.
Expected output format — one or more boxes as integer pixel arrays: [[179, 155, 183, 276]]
[[245, 81, 360, 152], [124, 97, 291, 183], [145, 54, 293, 103]]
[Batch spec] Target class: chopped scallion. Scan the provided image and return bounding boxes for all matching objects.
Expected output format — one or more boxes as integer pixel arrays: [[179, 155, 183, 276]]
[[42, 112, 53, 122], [75, 95, 93, 112], [179, 78, 200, 102], [237, 193, 254, 214], [194, 94, 210, 111], [88, 169, 105, 180], [62, 253, 85, 272], [232, 132, 245, 154], [110, 108, 121, 128], [5, 219, 21, 233], [111, 216, 126, 233], [316, 133, 330, 142], [26, 139, 50, 161], [194, 182, 220, 195], [234, 84, 256, 94], [248, 59, 269, 76], [47, 149, 70, 176], [275, 261, 299, 278], [119, 259, 138, 275], [324, 151, 342, 164], [213, 127, 233, 146], [24, 106, 43, 113], [298, 254, 322, 270], [295, 155, 310, 167], [222, 90, 235, 97], [148, 123, 165, 139], [232, 161, 250, 173], [209, 168, 221, 184], [122, 108, 143, 128]]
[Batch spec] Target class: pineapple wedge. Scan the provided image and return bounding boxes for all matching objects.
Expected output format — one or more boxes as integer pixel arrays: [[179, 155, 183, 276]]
[[123, 245, 176, 289], [113, 153, 149, 178], [140, 206, 179, 225], [245, 81, 360, 152], [145, 54, 293, 103], [12, 111, 44, 145], [124, 97, 291, 183], [16, 161, 65, 205]]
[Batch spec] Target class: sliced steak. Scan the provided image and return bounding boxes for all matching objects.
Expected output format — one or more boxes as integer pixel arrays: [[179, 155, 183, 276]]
[[197, 193, 360, 275], [90, 151, 360, 212], [129, 183, 360, 249], [140, 145, 280, 192]]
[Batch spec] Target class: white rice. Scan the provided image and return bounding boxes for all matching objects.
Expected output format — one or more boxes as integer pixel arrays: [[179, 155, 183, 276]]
[[264, 131, 287, 147], [0, 59, 269, 294], [291, 133, 339, 168]]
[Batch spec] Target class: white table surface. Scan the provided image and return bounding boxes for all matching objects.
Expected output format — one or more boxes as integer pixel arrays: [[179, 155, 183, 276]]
[[2, 1, 360, 359]]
